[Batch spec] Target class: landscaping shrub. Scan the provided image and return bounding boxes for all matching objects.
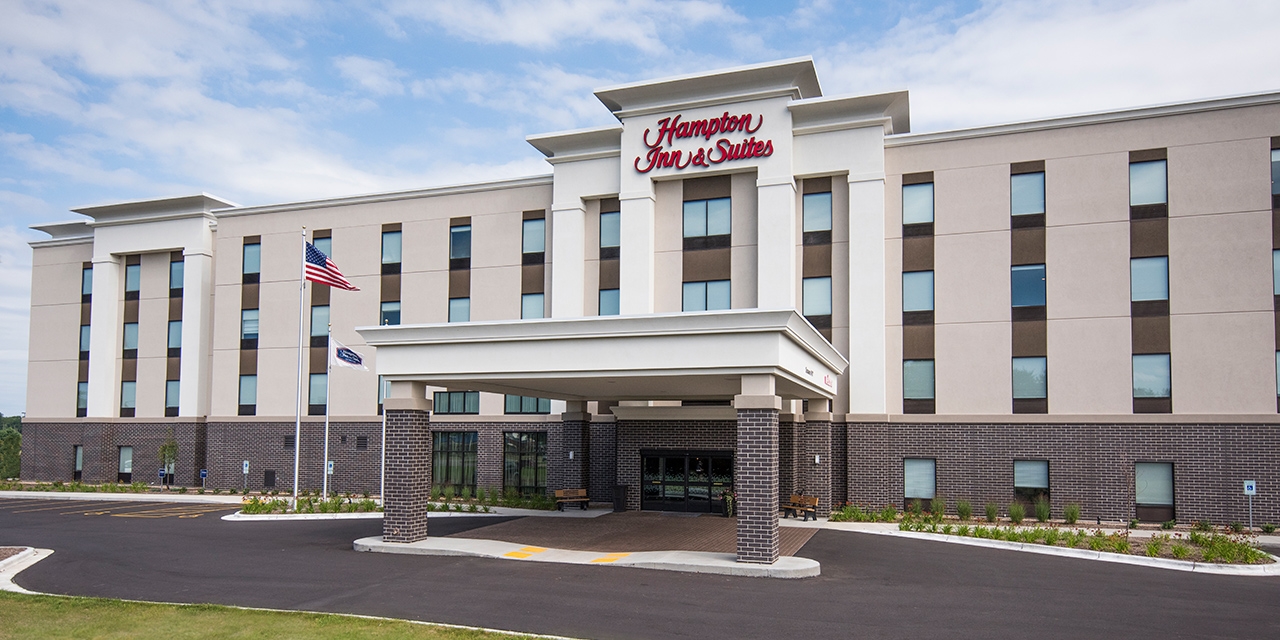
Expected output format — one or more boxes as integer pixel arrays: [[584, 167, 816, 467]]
[[1161, 520, 1175, 530], [1170, 542, 1191, 559], [1145, 540, 1162, 557], [442, 485, 455, 503], [1034, 496, 1050, 523], [1230, 522, 1244, 534], [1063, 502, 1080, 525], [1007, 502, 1025, 525], [879, 504, 898, 522], [985, 502, 998, 523], [460, 486, 471, 501], [1263, 523, 1276, 534], [930, 496, 946, 516], [1194, 519, 1214, 532], [908, 499, 923, 517], [956, 500, 972, 521]]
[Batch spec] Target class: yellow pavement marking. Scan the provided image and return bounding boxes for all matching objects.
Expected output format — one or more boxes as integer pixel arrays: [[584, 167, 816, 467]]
[[66, 502, 152, 515], [112, 504, 236, 519], [0, 499, 58, 508], [590, 553, 631, 563], [502, 546, 548, 559], [12, 500, 104, 513]]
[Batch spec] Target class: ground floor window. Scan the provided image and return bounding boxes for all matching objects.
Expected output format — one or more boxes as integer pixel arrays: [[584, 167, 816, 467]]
[[1013, 459, 1049, 503], [903, 457, 935, 510], [73, 445, 83, 481], [1135, 461, 1175, 522], [433, 431, 477, 493], [504, 432, 547, 495], [117, 446, 132, 483]]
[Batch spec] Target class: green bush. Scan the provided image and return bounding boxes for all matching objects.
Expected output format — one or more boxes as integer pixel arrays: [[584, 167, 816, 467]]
[[1007, 502, 1025, 525], [1034, 496, 1050, 523], [460, 486, 471, 501], [0, 427, 20, 479], [1043, 528, 1061, 546], [1170, 542, 1191, 559], [1230, 521, 1244, 534], [985, 502, 998, 523], [1262, 523, 1276, 534], [908, 499, 923, 517], [1145, 539, 1162, 557], [442, 485, 455, 503], [1063, 502, 1080, 525], [1194, 519, 1214, 532], [1128, 518, 1139, 529], [879, 504, 898, 522], [957, 524, 970, 537], [956, 500, 972, 521], [930, 496, 946, 516]]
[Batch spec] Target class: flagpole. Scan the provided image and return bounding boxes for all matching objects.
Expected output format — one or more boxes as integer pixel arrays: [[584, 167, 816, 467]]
[[322, 322, 332, 498], [292, 227, 306, 509]]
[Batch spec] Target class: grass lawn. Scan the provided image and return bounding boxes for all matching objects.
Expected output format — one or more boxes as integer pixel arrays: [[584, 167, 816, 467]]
[[0, 591, 536, 639]]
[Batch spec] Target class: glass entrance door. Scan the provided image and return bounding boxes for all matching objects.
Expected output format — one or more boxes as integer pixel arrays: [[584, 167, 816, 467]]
[[641, 451, 732, 513]]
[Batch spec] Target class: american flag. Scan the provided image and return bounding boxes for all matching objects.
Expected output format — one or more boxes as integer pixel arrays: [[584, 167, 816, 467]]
[[304, 242, 359, 291]]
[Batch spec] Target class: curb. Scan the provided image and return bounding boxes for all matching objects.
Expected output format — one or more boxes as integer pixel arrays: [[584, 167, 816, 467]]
[[223, 511, 384, 521], [353, 536, 820, 579], [0, 547, 54, 594], [856, 528, 1280, 576]]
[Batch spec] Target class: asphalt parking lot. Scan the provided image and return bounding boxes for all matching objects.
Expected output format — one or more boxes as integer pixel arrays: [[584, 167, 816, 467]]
[[0, 497, 239, 519], [3, 497, 1279, 639]]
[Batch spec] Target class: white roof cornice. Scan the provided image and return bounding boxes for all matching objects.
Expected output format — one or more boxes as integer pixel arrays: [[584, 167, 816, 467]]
[[594, 57, 822, 118]]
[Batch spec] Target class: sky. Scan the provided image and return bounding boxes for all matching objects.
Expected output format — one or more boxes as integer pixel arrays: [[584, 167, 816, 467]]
[[1, 0, 1279, 416]]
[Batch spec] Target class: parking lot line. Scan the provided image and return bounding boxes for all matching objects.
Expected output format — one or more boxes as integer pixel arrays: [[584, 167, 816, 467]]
[[11, 500, 105, 513], [111, 504, 238, 519], [65, 502, 155, 515]]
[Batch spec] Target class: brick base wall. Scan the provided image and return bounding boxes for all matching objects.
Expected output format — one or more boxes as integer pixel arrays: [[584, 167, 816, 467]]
[[588, 421, 616, 503], [831, 422, 847, 507], [803, 419, 832, 517], [845, 421, 1280, 525], [778, 420, 798, 505], [615, 419, 737, 511], [20, 422, 205, 486], [736, 408, 779, 564], [206, 421, 382, 494]]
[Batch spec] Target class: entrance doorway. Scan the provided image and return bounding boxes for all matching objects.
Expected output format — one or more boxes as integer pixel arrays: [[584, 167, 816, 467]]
[[641, 451, 732, 513]]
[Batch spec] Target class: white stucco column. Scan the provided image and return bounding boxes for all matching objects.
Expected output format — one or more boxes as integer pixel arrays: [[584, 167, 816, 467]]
[[179, 247, 213, 416], [86, 255, 122, 417], [847, 176, 887, 413], [550, 202, 586, 318], [756, 176, 798, 310], [619, 188, 656, 315]]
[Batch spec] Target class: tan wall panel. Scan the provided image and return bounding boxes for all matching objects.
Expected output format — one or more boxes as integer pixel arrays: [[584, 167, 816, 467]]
[[935, 322, 1011, 414], [401, 270, 449, 324], [328, 282, 378, 346], [934, 164, 1009, 235], [212, 285, 245, 351], [731, 171, 759, 308], [1169, 211, 1272, 315], [209, 349, 241, 417], [140, 252, 169, 300], [1045, 153, 1129, 226], [654, 251, 683, 313], [830, 240, 850, 333], [470, 265, 520, 321], [1046, 220, 1130, 319], [471, 210, 521, 270], [1169, 138, 1272, 217], [1046, 317, 1133, 414], [31, 241, 92, 268], [885, 325, 903, 413], [134, 356, 167, 417], [213, 235, 245, 288], [27, 304, 82, 362], [255, 347, 302, 417], [329, 358, 378, 416], [934, 231, 1009, 324], [330, 222, 382, 292], [403, 218, 449, 274], [1170, 312, 1276, 413], [29, 255, 88, 307], [257, 280, 300, 350], [885, 238, 903, 326], [26, 361, 78, 418], [138, 297, 169, 358], [654, 180, 684, 312]]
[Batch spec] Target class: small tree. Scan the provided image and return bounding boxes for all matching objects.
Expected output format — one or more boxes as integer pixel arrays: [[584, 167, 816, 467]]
[[158, 429, 178, 488], [0, 427, 20, 479]]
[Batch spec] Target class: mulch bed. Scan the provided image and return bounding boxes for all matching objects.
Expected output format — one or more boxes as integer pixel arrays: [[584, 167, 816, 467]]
[[0, 547, 23, 562]]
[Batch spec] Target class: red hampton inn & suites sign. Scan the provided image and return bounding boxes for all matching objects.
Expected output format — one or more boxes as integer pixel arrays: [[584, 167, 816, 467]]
[[634, 111, 774, 173]]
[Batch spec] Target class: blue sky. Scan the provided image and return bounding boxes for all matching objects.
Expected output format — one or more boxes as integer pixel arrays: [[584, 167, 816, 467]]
[[2, 0, 1279, 415]]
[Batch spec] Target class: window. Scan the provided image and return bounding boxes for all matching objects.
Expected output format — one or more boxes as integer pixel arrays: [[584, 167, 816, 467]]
[[76, 382, 88, 417], [165, 380, 180, 416], [902, 271, 934, 312], [448, 298, 470, 323], [1130, 160, 1167, 206], [169, 260, 184, 292], [310, 305, 329, 339], [522, 218, 546, 254], [683, 197, 731, 238], [521, 293, 545, 319], [1131, 257, 1169, 302], [81, 266, 93, 298], [902, 183, 934, 225], [450, 225, 471, 259], [1011, 172, 1046, 216], [1273, 149, 1279, 196], [1012, 357, 1048, 399], [382, 230, 402, 265], [124, 264, 141, 297], [167, 320, 182, 352], [600, 211, 621, 249], [1133, 354, 1171, 398], [74, 445, 83, 481], [79, 325, 91, 356], [1011, 264, 1046, 308], [242, 242, 261, 280], [118, 446, 133, 482], [1014, 460, 1050, 502], [434, 391, 479, 414], [122, 323, 139, 356], [380, 301, 400, 326], [238, 375, 256, 414], [505, 395, 551, 414], [241, 309, 259, 341], [682, 280, 730, 312], [803, 192, 832, 232], [599, 289, 620, 316], [308, 373, 327, 414], [904, 458, 936, 501], [504, 432, 548, 495], [903, 360, 935, 400], [802, 276, 832, 317], [433, 432, 478, 493], [313, 236, 331, 258], [1135, 461, 1175, 522], [120, 381, 136, 410]]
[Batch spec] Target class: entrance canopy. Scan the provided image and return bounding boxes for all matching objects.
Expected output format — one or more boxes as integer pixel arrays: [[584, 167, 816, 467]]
[[357, 309, 847, 402]]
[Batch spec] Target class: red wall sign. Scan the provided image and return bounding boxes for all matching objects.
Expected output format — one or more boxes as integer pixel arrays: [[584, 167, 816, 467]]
[[634, 111, 774, 173]]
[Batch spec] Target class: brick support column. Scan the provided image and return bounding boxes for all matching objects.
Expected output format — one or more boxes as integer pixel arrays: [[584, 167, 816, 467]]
[[382, 384, 432, 544], [803, 409, 832, 517], [560, 404, 591, 492], [735, 398, 780, 564]]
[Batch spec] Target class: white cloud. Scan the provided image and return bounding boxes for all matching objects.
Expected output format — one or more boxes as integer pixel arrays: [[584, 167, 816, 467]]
[[411, 63, 617, 130], [334, 56, 407, 96], [818, 0, 1280, 132], [378, 0, 743, 53]]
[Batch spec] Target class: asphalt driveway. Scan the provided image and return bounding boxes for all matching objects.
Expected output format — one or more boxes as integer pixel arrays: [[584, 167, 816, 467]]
[[2, 498, 1278, 639]]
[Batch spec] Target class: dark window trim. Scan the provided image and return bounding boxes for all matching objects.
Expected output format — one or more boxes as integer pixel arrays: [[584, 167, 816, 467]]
[[1012, 398, 1048, 414], [167, 347, 181, 358], [903, 222, 933, 237], [1130, 203, 1168, 219], [682, 234, 732, 251], [1011, 213, 1045, 229], [242, 273, 260, 285], [902, 310, 934, 326], [164, 407, 179, 417], [1011, 306, 1046, 321], [310, 335, 328, 348], [238, 404, 256, 416], [381, 262, 401, 275], [450, 257, 471, 271], [79, 350, 90, 361], [802, 230, 832, 246], [82, 293, 92, 304], [1131, 300, 1169, 317], [240, 338, 258, 350], [1133, 397, 1172, 414], [805, 314, 832, 330], [522, 251, 545, 265], [122, 349, 137, 360], [308, 404, 326, 416], [124, 290, 139, 301], [903, 399, 935, 414], [119, 407, 135, 418], [599, 246, 620, 260], [76, 408, 87, 418]]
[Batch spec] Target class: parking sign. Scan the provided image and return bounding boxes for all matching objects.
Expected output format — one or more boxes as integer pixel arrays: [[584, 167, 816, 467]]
[[1244, 480, 1257, 495], [242, 460, 250, 474]]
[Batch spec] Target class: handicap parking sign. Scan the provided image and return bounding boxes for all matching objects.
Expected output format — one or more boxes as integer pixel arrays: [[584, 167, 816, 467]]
[[1244, 480, 1257, 495]]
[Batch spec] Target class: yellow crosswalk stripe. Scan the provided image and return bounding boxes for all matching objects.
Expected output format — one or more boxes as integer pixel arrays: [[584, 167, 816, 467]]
[[590, 553, 631, 563]]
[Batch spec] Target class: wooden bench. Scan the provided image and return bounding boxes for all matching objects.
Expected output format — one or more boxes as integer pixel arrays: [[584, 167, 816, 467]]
[[782, 494, 819, 521], [555, 488, 589, 511]]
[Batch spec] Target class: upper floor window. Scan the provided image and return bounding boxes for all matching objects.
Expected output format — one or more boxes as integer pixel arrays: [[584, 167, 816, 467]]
[[1011, 172, 1045, 216], [1274, 250, 1279, 296], [242, 242, 261, 283], [1131, 257, 1169, 302], [448, 297, 470, 323], [450, 225, 471, 260], [505, 395, 551, 415], [521, 293, 545, 319], [77, 381, 89, 415], [124, 264, 141, 298], [902, 271, 934, 313], [380, 301, 400, 326], [241, 309, 259, 341], [169, 260, 184, 292], [81, 266, 93, 298], [435, 390, 479, 414], [599, 289, 620, 316], [683, 197, 731, 238], [120, 381, 136, 411], [1011, 264, 1046, 308], [1129, 160, 1167, 206], [310, 305, 329, 342], [312, 236, 332, 258], [122, 322, 139, 356], [1271, 148, 1279, 196], [238, 375, 257, 413], [522, 218, 546, 255], [308, 373, 327, 413], [903, 359, 935, 401], [79, 325, 91, 356], [600, 211, 621, 251], [167, 320, 182, 352], [1012, 356, 1048, 400], [682, 280, 730, 312], [802, 192, 832, 233], [802, 276, 832, 317], [1133, 354, 1172, 399], [382, 231, 402, 265], [165, 380, 180, 415], [902, 183, 934, 225]]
